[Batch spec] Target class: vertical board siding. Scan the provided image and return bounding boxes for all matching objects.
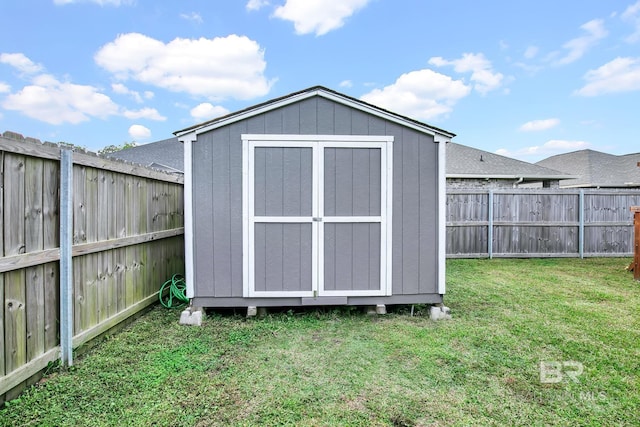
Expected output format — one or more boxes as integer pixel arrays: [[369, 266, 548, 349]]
[[418, 136, 438, 293], [255, 223, 312, 292], [212, 127, 233, 297], [447, 189, 640, 257], [0, 137, 185, 402], [325, 147, 381, 216], [324, 223, 380, 291], [400, 128, 421, 295], [193, 133, 216, 297]]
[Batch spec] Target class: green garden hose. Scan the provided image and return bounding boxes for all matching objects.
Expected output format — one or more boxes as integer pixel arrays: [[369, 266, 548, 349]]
[[159, 274, 189, 308]]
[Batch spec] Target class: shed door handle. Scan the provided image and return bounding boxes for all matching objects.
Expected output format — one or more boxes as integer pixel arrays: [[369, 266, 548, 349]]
[[313, 217, 322, 222]]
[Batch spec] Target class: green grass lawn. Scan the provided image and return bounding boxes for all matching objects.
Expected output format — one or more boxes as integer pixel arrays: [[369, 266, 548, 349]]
[[2, 258, 639, 426]]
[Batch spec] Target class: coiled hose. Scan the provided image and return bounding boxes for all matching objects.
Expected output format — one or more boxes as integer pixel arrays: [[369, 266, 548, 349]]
[[159, 274, 189, 308]]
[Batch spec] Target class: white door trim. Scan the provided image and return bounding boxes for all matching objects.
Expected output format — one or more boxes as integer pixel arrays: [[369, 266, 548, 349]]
[[242, 134, 393, 298]]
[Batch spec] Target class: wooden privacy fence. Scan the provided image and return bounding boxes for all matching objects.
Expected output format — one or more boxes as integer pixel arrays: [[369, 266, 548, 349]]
[[0, 132, 184, 402], [447, 189, 640, 258]]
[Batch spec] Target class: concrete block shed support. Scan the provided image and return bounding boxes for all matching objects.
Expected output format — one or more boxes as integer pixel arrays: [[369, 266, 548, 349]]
[[179, 306, 204, 326], [430, 305, 452, 321]]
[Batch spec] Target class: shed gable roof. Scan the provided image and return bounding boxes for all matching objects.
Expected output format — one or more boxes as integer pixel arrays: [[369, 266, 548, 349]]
[[174, 86, 455, 140]]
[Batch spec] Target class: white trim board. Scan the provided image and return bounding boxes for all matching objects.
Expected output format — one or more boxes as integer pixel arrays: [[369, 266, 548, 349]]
[[175, 88, 454, 140], [179, 132, 196, 299], [437, 138, 447, 295]]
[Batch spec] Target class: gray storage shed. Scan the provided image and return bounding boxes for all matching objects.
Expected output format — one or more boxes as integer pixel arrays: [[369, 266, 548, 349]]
[[175, 86, 454, 309]]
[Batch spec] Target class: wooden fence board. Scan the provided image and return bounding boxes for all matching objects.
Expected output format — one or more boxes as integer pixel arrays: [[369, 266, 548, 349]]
[[125, 176, 135, 308], [43, 262, 58, 352], [0, 151, 4, 381], [25, 157, 45, 365], [42, 160, 59, 354], [3, 153, 27, 387], [133, 178, 142, 303], [97, 169, 108, 323], [0, 273, 5, 379], [73, 165, 86, 334], [72, 151, 183, 184], [84, 167, 99, 329], [633, 208, 640, 280], [4, 270, 26, 375], [138, 180, 149, 298]]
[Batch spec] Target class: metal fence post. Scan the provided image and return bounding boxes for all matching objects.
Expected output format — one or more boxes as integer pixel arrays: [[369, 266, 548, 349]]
[[488, 190, 494, 258], [579, 190, 585, 259], [60, 149, 74, 366]]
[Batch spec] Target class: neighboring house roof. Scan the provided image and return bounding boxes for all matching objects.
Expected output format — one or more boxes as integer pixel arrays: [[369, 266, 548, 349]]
[[107, 136, 182, 173], [536, 149, 640, 188], [447, 142, 570, 182], [174, 85, 456, 140]]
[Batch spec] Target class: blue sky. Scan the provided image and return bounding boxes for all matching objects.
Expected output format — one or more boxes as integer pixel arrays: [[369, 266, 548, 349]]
[[1, 0, 639, 161]]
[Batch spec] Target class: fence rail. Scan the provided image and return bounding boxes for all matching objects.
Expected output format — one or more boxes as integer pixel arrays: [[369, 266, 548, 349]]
[[0, 132, 185, 403], [447, 189, 640, 258]]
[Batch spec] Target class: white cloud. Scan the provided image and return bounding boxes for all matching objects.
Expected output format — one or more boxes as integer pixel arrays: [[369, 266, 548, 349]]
[[496, 140, 590, 159], [94, 33, 273, 100], [621, 1, 640, 43], [339, 80, 353, 88], [360, 69, 471, 121], [273, 0, 370, 36], [429, 53, 504, 95], [143, 91, 154, 99], [122, 107, 166, 121], [111, 82, 144, 103], [2, 74, 119, 124], [180, 12, 203, 24], [53, 0, 134, 5], [575, 56, 640, 96], [190, 103, 229, 121], [552, 19, 607, 65], [0, 82, 10, 93], [524, 45, 538, 59], [519, 118, 560, 132], [2, 72, 164, 124], [513, 61, 543, 75], [128, 124, 151, 140], [246, 0, 269, 11], [0, 53, 43, 74]]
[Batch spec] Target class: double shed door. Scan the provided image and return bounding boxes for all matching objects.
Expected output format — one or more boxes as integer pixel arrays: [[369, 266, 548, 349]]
[[242, 135, 392, 298]]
